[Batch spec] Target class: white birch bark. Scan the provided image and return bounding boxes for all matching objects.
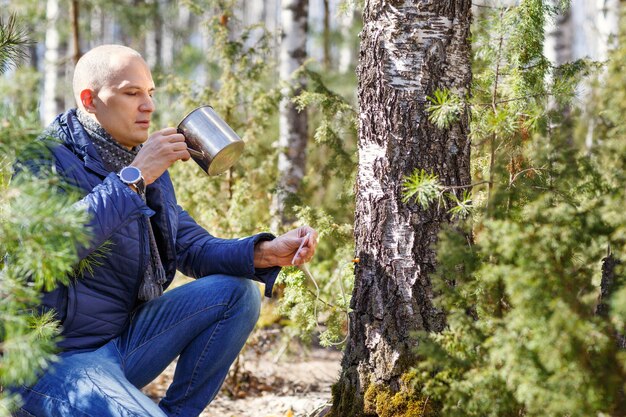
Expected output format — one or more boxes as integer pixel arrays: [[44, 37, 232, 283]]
[[264, 0, 282, 57], [338, 8, 359, 74], [41, 0, 62, 125], [161, 0, 174, 69], [242, 0, 265, 47], [145, 7, 162, 69], [545, 2, 573, 66], [90, 4, 103, 45], [546, 0, 621, 149], [546, 0, 619, 66], [571, 0, 619, 62], [265, 0, 281, 33]]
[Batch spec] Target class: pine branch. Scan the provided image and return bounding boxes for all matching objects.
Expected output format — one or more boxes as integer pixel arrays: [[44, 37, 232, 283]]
[[0, 14, 31, 75], [442, 180, 491, 191], [476, 92, 550, 107]]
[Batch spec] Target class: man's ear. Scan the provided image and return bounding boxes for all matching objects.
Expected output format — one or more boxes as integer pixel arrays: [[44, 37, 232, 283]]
[[80, 89, 96, 112]]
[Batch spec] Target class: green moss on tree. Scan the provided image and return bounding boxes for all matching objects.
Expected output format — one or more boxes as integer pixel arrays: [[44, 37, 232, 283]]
[[363, 382, 437, 417], [329, 372, 439, 417]]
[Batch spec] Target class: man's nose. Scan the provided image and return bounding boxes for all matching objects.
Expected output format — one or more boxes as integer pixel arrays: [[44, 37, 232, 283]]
[[140, 96, 155, 112]]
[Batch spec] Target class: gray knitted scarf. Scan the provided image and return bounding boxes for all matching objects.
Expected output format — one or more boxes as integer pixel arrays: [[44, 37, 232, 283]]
[[76, 109, 166, 301]]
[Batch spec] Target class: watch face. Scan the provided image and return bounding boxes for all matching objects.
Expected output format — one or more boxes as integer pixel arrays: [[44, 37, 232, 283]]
[[120, 166, 141, 184]]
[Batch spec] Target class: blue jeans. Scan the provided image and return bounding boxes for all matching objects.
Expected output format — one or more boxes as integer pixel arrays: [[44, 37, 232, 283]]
[[13, 275, 261, 417]]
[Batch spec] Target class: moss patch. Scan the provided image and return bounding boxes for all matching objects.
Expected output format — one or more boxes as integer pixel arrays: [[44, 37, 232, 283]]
[[329, 371, 438, 417], [363, 382, 437, 417]]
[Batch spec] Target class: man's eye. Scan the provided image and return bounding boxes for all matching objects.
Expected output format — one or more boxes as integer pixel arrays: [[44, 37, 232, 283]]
[[125, 92, 137, 96]]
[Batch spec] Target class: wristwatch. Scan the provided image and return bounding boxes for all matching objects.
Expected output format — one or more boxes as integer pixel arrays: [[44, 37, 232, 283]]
[[118, 166, 146, 194]]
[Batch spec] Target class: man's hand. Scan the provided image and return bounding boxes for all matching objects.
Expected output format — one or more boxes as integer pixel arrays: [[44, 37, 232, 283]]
[[254, 226, 319, 268], [131, 128, 190, 185]]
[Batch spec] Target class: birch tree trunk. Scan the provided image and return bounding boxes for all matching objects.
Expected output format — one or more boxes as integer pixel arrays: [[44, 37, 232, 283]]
[[271, 0, 309, 229], [331, 1, 472, 415], [545, 2, 572, 66], [145, 2, 163, 70], [161, 0, 174, 69], [338, 8, 359, 74], [41, 0, 63, 125]]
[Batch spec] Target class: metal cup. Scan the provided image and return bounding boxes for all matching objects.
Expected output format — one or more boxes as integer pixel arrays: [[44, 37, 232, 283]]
[[177, 106, 245, 176]]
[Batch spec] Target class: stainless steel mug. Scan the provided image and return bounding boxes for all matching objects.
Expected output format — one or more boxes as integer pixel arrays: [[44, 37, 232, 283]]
[[177, 106, 245, 176]]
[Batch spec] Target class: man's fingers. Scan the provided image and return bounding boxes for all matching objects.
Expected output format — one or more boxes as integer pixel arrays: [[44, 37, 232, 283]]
[[159, 132, 185, 143], [159, 127, 179, 136], [172, 142, 189, 152], [168, 133, 186, 142], [150, 128, 185, 143], [178, 150, 191, 161]]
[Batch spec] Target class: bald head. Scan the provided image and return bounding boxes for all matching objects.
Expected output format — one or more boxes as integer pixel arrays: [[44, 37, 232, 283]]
[[72, 45, 145, 108], [72, 44, 156, 148]]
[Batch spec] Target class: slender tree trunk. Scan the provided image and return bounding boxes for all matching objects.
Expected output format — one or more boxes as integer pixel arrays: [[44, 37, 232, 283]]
[[323, 0, 331, 70], [574, 0, 619, 150], [545, 1, 572, 67], [27, 27, 39, 70], [41, 0, 63, 125], [271, 0, 309, 230], [331, 1, 472, 416], [592, 0, 620, 61], [261, 0, 282, 81], [338, 8, 359, 74], [160, 0, 174, 69], [90, 4, 102, 44], [70, 0, 81, 65], [242, 0, 264, 46], [145, 1, 163, 70]]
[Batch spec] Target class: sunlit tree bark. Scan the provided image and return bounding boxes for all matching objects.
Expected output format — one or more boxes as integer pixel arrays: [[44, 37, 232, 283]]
[[331, 1, 472, 415]]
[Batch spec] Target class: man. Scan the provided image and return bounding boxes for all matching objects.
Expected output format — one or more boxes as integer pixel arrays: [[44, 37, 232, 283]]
[[12, 44, 317, 417]]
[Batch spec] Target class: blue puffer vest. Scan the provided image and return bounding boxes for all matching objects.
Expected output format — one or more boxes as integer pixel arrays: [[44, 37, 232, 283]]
[[32, 109, 279, 352]]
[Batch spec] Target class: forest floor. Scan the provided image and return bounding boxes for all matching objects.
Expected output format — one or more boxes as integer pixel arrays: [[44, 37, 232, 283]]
[[143, 328, 342, 417]]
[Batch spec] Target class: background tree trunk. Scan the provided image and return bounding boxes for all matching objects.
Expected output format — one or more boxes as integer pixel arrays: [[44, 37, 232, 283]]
[[145, 1, 164, 70], [545, 0, 572, 66], [544, 0, 621, 150], [323, 0, 331, 70], [70, 0, 81, 65], [41, 0, 63, 125], [337, 8, 359, 74], [571, 0, 620, 62], [271, 0, 309, 230], [160, 0, 174, 69], [331, 1, 472, 415]]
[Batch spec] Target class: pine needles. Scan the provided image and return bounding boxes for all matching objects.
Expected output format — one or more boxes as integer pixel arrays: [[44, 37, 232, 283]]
[[0, 14, 30, 75]]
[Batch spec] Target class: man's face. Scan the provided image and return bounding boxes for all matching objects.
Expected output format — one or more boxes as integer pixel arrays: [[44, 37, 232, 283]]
[[91, 55, 156, 149]]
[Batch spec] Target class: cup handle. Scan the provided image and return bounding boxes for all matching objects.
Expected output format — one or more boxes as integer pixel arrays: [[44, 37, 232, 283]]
[[187, 147, 205, 159]]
